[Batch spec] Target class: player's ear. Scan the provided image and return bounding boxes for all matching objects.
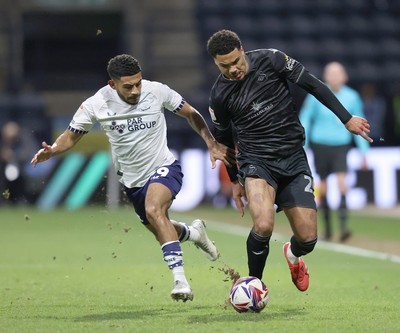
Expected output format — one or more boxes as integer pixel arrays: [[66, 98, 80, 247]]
[[108, 79, 116, 89]]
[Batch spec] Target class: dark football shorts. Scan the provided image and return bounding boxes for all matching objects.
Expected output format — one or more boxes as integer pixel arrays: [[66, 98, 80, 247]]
[[124, 160, 183, 225], [237, 149, 316, 212], [310, 143, 350, 179]]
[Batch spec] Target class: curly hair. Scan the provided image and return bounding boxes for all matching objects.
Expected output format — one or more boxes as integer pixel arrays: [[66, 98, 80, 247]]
[[206, 29, 242, 58], [107, 54, 141, 80]]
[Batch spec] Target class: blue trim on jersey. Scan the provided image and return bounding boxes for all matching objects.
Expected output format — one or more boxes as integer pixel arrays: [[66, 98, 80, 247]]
[[68, 125, 88, 134], [173, 98, 185, 113]]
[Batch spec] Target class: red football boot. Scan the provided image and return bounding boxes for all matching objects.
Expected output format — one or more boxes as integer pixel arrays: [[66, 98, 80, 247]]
[[283, 242, 309, 292]]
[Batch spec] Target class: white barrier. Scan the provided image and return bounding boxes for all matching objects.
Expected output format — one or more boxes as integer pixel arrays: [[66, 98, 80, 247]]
[[170, 147, 400, 211]]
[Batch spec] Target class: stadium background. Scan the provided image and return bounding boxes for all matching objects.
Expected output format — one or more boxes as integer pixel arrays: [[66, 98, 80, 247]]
[[1, 0, 400, 211]]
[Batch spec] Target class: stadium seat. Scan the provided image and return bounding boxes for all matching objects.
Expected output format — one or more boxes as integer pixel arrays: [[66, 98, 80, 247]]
[[313, 14, 345, 37], [314, 0, 342, 14], [197, 0, 224, 15], [285, 0, 317, 14], [289, 15, 317, 38], [379, 38, 400, 61], [229, 0, 253, 15], [254, 0, 286, 15], [372, 13, 399, 37], [241, 38, 262, 52], [345, 14, 371, 38], [318, 38, 348, 63], [200, 15, 226, 36], [380, 61, 400, 82], [228, 15, 256, 39], [351, 61, 381, 83], [195, 0, 400, 92], [344, 0, 371, 14], [347, 38, 379, 62], [256, 16, 289, 39], [262, 39, 291, 54], [287, 38, 320, 62]]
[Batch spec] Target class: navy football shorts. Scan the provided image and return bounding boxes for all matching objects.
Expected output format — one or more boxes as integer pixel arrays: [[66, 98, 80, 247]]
[[238, 149, 317, 212], [310, 143, 350, 179], [124, 160, 183, 225]]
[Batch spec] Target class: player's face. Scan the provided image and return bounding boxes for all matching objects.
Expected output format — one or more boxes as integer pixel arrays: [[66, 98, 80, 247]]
[[214, 47, 248, 81], [109, 72, 142, 105]]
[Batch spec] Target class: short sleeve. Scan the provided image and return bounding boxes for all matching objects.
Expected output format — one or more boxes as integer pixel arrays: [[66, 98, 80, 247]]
[[69, 102, 96, 133], [157, 82, 184, 113]]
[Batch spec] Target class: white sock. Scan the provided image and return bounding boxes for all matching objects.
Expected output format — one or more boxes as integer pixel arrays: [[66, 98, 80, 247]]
[[176, 221, 200, 243], [287, 243, 300, 264], [187, 225, 200, 242], [172, 265, 188, 284]]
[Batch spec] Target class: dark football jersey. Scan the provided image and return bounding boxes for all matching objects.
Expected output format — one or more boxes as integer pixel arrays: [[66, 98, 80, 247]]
[[209, 49, 306, 160]]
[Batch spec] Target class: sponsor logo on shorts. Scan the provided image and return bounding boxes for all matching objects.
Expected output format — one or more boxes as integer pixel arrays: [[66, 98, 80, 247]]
[[248, 164, 257, 174]]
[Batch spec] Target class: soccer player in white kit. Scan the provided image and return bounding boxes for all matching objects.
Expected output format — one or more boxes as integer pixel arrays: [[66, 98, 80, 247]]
[[31, 54, 236, 302]]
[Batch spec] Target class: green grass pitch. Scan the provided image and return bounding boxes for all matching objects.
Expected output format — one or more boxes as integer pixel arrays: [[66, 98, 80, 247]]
[[0, 206, 399, 333]]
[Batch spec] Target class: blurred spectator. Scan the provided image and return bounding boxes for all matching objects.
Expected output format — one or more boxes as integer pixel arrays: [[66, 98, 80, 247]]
[[300, 62, 370, 242], [360, 83, 387, 145], [0, 121, 38, 205], [15, 83, 51, 144]]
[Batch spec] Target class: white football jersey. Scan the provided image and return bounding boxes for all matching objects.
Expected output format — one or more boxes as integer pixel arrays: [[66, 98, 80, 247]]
[[68, 80, 184, 188]]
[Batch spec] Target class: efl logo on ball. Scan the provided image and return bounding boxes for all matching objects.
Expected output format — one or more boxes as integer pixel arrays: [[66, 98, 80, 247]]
[[229, 276, 269, 313]]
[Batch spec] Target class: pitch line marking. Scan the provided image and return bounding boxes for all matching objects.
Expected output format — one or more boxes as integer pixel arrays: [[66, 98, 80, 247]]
[[179, 216, 400, 265]]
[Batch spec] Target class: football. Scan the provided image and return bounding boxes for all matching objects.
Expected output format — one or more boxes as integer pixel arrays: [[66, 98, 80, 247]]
[[229, 276, 269, 313]]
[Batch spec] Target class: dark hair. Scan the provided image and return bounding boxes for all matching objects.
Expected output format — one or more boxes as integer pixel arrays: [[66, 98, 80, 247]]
[[107, 54, 141, 80], [206, 29, 242, 58]]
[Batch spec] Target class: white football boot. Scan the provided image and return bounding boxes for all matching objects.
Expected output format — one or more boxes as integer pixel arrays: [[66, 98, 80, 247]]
[[170, 280, 194, 302], [191, 219, 220, 261]]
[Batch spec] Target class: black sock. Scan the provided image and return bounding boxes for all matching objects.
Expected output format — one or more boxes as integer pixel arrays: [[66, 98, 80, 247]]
[[339, 194, 348, 234], [246, 228, 271, 280], [290, 235, 318, 257], [321, 196, 331, 237]]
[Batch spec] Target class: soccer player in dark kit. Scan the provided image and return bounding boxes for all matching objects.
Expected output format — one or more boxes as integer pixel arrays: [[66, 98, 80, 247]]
[[206, 30, 373, 292]]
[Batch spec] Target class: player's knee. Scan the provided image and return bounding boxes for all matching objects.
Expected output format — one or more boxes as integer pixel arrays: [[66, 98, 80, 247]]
[[290, 236, 317, 257], [252, 215, 274, 236], [253, 222, 273, 237], [145, 203, 163, 225]]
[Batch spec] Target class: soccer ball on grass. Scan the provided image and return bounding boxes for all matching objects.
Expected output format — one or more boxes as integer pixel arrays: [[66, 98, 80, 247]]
[[229, 276, 269, 313]]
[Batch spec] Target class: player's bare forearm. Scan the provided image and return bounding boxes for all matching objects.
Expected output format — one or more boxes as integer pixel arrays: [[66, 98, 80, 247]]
[[179, 103, 236, 168], [31, 130, 83, 167], [178, 102, 209, 138], [185, 107, 214, 143], [345, 116, 373, 143]]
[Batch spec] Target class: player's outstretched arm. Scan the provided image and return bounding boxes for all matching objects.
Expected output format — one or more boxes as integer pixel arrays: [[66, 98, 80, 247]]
[[177, 101, 236, 168], [31, 130, 84, 167], [345, 116, 373, 143]]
